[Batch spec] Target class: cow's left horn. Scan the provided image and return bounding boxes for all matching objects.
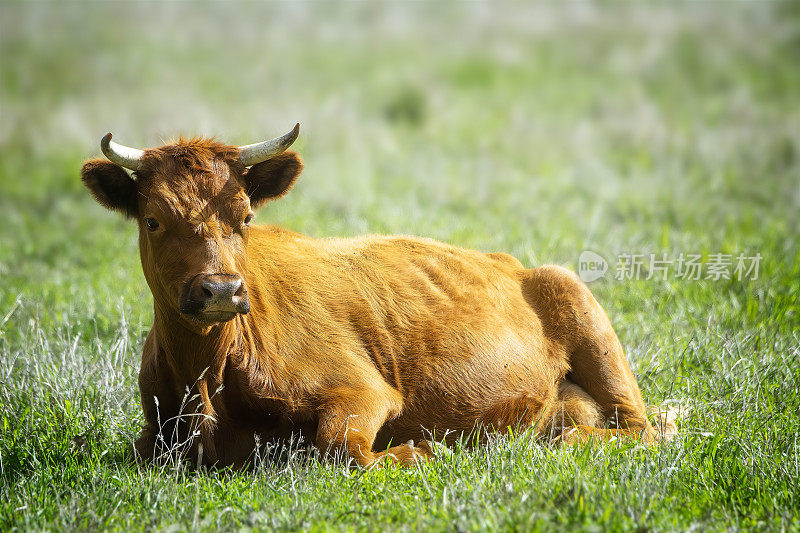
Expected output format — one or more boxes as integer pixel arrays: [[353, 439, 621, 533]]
[[238, 123, 300, 167], [101, 133, 144, 171]]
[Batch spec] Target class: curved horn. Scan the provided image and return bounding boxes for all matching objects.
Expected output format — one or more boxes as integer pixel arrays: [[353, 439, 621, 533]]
[[238, 123, 300, 167], [101, 133, 144, 171]]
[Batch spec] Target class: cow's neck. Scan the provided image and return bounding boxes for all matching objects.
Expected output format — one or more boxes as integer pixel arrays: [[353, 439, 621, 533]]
[[150, 303, 253, 462], [152, 302, 244, 388]]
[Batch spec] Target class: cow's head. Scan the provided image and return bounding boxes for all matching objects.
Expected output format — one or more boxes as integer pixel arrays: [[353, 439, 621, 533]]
[[81, 125, 303, 329]]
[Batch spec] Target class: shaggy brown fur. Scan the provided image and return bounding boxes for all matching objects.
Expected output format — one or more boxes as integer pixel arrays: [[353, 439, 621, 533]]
[[82, 137, 665, 469]]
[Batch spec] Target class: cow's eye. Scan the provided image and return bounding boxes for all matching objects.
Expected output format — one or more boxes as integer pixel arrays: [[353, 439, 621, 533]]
[[145, 218, 159, 231], [243, 213, 254, 225]]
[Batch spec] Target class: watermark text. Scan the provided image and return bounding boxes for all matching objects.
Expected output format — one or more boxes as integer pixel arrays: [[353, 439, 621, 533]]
[[577, 251, 761, 283]]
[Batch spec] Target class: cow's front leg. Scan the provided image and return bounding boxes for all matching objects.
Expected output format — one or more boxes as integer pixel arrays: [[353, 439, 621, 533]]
[[371, 439, 439, 467], [134, 337, 180, 463], [314, 386, 403, 468]]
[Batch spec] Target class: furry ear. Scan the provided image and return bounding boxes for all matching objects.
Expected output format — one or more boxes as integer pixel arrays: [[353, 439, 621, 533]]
[[242, 151, 303, 208], [81, 159, 138, 218]]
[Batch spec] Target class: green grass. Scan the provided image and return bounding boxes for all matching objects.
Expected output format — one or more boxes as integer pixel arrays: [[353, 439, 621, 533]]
[[1, 2, 799, 531]]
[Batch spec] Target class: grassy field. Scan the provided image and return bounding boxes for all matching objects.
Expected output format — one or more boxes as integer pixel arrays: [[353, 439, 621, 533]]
[[1, 2, 799, 531]]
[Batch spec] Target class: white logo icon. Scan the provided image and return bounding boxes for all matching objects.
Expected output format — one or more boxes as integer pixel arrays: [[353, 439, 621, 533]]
[[578, 250, 608, 283]]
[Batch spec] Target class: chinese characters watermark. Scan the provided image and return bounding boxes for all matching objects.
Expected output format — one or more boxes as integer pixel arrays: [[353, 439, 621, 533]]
[[577, 250, 761, 283]]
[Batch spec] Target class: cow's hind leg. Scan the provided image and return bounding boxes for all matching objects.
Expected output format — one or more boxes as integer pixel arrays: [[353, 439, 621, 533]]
[[522, 265, 657, 443], [543, 380, 652, 444], [543, 380, 603, 439]]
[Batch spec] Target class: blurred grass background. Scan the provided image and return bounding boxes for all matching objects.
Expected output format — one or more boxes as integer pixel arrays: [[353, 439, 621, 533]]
[[0, 2, 798, 530]]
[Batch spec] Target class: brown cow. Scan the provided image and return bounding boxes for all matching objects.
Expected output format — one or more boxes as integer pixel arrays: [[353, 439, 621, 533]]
[[81, 124, 670, 469]]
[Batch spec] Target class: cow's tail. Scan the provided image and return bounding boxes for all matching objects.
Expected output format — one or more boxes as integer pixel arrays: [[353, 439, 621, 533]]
[[646, 401, 687, 441]]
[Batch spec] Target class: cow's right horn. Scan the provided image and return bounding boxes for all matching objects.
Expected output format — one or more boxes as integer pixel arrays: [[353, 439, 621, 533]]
[[238, 123, 300, 167], [101, 133, 144, 171]]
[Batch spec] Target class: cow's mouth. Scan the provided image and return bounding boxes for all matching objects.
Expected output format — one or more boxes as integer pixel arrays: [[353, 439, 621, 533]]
[[180, 302, 250, 324], [194, 309, 242, 323]]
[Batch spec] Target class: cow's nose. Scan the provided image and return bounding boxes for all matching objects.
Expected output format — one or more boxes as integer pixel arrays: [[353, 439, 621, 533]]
[[181, 273, 250, 318], [201, 276, 243, 300]]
